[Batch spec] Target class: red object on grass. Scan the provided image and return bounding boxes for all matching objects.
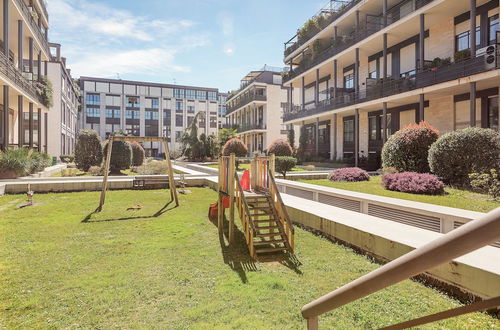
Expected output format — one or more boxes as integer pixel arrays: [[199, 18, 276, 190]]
[[208, 196, 230, 218], [240, 170, 250, 191]]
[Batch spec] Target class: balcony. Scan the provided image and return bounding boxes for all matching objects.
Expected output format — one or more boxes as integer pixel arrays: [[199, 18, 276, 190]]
[[14, 0, 50, 56], [226, 94, 267, 115], [237, 123, 266, 133], [283, 55, 490, 122], [283, 0, 434, 84], [0, 50, 43, 104], [227, 65, 285, 101]]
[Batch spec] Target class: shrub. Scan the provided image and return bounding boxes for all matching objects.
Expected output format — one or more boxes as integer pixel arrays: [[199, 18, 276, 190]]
[[0, 149, 51, 178], [428, 127, 500, 186], [275, 156, 297, 178], [382, 172, 445, 195], [129, 141, 145, 166], [75, 129, 103, 171], [305, 165, 315, 171], [382, 122, 439, 173], [469, 169, 500, 200], [88, 166, 103, 176], [135, 160, 168, 175], [60, 168, 79, 177], [28, 151, 51, 174], [287, 128, 295, 150], [222, 138, 247, 157], [60, 154, 74, 163], [328, 167, 370, 182], [103, 140, 132, 174], [267, 138, 293, 157]]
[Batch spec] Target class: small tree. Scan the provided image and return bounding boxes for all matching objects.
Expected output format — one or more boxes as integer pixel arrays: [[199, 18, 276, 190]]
[[222, 138, 247, 157], [180, 112, 204, 161], [130, 141, 145, 166], [218, 128, 237, 147], [103, 140, 132, 174], [267, 138, 293, 156], [287, 127, 295, 150], [275, 156, 297, 179], [75, 129, 103, 171]]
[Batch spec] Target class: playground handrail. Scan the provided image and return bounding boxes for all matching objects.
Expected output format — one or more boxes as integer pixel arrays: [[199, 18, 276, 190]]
[[301, 207, 500, 329], [268, 168, 295, 251], [234, 169, 257, 256]]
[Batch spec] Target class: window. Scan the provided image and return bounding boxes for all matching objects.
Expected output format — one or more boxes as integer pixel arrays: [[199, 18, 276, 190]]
[[125, 124, 140, 136], [174, 89, 184, 98], [145, 123, 158, 137], [344, 73, 354, 89], [175, 100, 184, 112], [151, 98, 159, 109], [369, 116, 378, 141], [86, 108, 100, 118], [145, 111, 158, 120], [208, 91, 217, 101], [126, 96, 139, 107], [126, 110, 139, 119], [187, 105, 195, 113], [489, 15, 499, 45], [369, 70, 378, 79], [343, 119, 354, 142], [455, 27, 481, 52], [176, 114, 183, 127], [488, 96, 499, 130], [196, 90, 206, 100], [185, 90, 196, 99], [163, 110, 171, 124], [106, 109, 120, 118], [210, 116, 217, 128], [86, 93, 100, 105]]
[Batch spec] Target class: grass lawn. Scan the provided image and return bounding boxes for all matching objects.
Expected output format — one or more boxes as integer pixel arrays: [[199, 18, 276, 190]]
[[205, 163, 305, 172], [1, 189, 498, 328], [299, 176, 500, 213]]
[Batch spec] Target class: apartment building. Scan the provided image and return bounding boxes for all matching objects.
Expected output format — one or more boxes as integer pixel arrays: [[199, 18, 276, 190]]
[[80, 77, 223, 156], [225, 66, 291, 154], [218, 92, 228, 128], [282, 0, 500, 165], [45, 43, 79, 158], [0, 0, 51, 152]]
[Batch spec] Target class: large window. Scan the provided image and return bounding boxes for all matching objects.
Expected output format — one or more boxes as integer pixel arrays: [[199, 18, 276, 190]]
[[174, 89, 184, 98], [488, 96, 499, 130], [369, 116, 378, 141], [185, 89, 196, 99], [208, 91, 217, 101], [196, 90, 206, 100], [175, 100, 183, 112], [145, 123, 158, 137], [86, 93, 100, 105], [106, 109, 120, 118], [86, 108, 100, 118], [343, 119, 354, 142], [489, 14, 499, 45], [344, 73, 354, 89], [455, 27, 481, 52], [176, 115, 183, 127], [126, 96, 140, 107], [145, 111, 159, 120], [163, 110, 171, 124], [126, 110, 140, 119], [187, 105, 195, 113], [125, 124, 140, 136]]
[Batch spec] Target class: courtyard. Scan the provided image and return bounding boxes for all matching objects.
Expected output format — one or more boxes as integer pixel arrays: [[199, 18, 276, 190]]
[[0, 188, 498, 328]]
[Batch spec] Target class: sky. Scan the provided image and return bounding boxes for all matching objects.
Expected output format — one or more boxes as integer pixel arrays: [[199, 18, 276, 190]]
[[47, 0, 326, 93]]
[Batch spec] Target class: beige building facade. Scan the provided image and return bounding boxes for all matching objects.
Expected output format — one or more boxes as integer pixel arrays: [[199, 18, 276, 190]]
[[282, 0, 500, 165], [225, 66, 292, 154]]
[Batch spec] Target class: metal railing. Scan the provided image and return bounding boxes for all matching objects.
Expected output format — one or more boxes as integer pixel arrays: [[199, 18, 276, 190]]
[[301, 207, 500, 329], [284, 55, 490, 122], [14, 0, 50, 56], [0, 50, 41, 103], [39, 0, 49, 21], [283, 0, 434, 83], [226, 94, 267, 114], [237, 123, 266, 133]]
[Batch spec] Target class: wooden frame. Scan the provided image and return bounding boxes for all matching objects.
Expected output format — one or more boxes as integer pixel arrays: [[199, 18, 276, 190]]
[[96, 135, 179, 212]]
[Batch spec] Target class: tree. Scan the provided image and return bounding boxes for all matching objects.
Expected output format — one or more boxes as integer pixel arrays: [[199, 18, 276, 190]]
[[75, 129, 103, 171], [218, 128, 237, 147], [268, 138, 293, 156], [222, 138, 247, 157], [275, 156, 297, 179], [180, 112, 203, 161], [200, 133, 219, 159], [287, 127, 295, 150], [103, 140, 132, 174], [130, 141, 145, 166]]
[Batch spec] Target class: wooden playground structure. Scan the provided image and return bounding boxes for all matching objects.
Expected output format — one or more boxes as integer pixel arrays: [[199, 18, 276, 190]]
[[96, 135, 179, 212], [215, 153, 295, 258]]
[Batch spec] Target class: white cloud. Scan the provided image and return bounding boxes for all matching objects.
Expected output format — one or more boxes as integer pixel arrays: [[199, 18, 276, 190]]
[[217, 12, 234, 37]]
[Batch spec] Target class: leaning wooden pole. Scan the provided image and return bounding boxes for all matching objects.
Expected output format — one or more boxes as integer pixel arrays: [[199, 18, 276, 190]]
[[97, 134, 114, 212], [162, 138, 179, 206], [217, 157, 223, 234], [228, 153, 235, 243]]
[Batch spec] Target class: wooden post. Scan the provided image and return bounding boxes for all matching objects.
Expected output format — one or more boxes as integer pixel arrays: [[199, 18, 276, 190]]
[[97, 135, 114, 212], [229, 153, 235, 243], [269, 153, 275, 178], [162, 138, 179, 206], [217, 157, 223, 234]]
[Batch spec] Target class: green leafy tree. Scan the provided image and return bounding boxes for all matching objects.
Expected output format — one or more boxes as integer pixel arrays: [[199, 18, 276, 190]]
[[75, 129, 103, 171], [287, 127, 295, 150], [129, 141, 145, 166], [275, 156, 297, 179], [218, 128, 237, 147], [103, 140, 132, 174], [180, 112, 203, 161]]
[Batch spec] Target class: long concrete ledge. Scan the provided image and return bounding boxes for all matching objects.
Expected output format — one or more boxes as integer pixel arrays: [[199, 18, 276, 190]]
[[281, 193, 500, 300]]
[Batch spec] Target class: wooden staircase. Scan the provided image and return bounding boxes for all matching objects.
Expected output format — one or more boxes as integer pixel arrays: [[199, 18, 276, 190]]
[[246, 193, 291, 255]]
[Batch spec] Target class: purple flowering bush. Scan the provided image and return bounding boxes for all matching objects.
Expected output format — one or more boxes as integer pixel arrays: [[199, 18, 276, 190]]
[[328, 167, 370, 182], [382, 172, 445, 195]]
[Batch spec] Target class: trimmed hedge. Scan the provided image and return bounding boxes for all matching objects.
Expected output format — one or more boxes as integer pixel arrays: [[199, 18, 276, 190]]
[[382, 122, 439, 173], [328, 167, 370, 182], [267, 138, 293, 156], [275, 156, 297, 178], [428, 127, 500, 186], [103, 140, 132, 173], [75, 130, 103, 171], [382, 172, 444, 195], [129, 141, 145, 166], [221, 138, 247, 157]]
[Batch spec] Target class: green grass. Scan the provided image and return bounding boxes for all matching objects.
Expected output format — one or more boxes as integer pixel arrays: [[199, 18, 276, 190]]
[[1, 189, 498, 328], [205, 163, 305, 172], [299, 176, 500, 213]]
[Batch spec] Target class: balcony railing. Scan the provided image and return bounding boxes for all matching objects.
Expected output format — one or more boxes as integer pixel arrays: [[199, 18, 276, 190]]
[[283, 0, 434, 83], [284, 55, 490, 122], [226, 94, 267, 115], [237, 123, 266, 133], [227, 65, 286, 101], [39, 0, 49, 21], [14, 0, 50, 56], [0, 50, 42, 104]]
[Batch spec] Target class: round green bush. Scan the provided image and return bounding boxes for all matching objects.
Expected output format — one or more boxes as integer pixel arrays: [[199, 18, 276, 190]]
[[267, 138, 293, 156], [382, 122, 439, 173], [129, 141, 145, 166], [75, 130, 103, 171], [275, 156, 297, 178], [222, 138, 247, 157], [103, 140, 132, 173], [428, 127, 500, 186]]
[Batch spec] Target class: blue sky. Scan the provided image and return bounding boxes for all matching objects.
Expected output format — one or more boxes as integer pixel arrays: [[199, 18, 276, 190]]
[[47, 0, 325, 92]]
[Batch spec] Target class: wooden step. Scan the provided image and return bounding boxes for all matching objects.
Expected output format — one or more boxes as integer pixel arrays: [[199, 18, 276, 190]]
[[254, 225, 280, 230], [253, 239, 286, 246], [255, 246, 288, 254], [256, 232, 283, 238], [253, 219, 276, 223]]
